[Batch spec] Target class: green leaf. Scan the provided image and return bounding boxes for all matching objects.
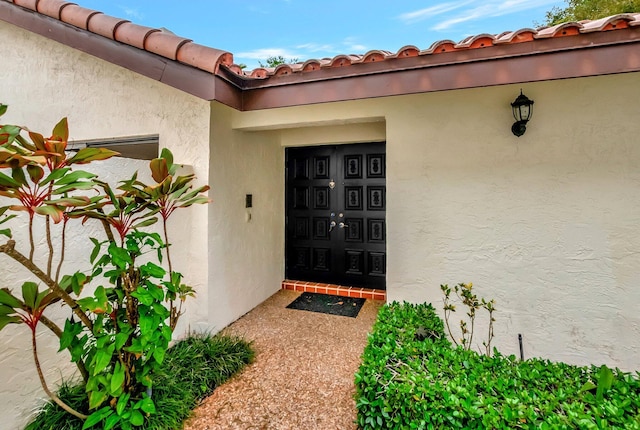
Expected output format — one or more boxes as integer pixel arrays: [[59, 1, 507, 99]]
[[596, 365, 614, 402], [51, 117, 69, 142], [139, 313, 155, 336], [130, 409, 144, 426], [108, 243, 132, 269], [26, 165, 44, 184], [579, 381, 597, 393], [0, 228, 11, 238], [11, 166, 27, 186], [115, 332, 129, 350], [67, 147, 119, 165], [90, 237, 102, 264], [39, 167, 70, 185], [0, 104, 7, 117], [104, 413, 120, 430], [46, 196, 91, 207], [51, 180, 97, 195], [149, 157, 168, 183], [131, 217, 158, 230], [110, 362, 125, 394], [0, 289, 22, 308], [92, 343, 115, 376], [152, 345, 166, 364], [139, 396, 156, 414], [21, 281, 38, 309], [116, 392, 130, 416], [34, 205, 64, 223], [87, 390, 109, 411], [0, 171, 21, 188], [140, 262, 165, 279], [53, 169, 97, 186], [59, 319, 83, 351], [0, 315, 22, 330], [160, 147, 174, 172]]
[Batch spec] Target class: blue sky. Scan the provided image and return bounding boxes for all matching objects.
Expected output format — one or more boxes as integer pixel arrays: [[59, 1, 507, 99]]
[[75, 0, 567, 69]]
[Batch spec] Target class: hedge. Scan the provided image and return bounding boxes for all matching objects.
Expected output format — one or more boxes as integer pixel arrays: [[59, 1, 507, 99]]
[[355, 302, 640, 429]]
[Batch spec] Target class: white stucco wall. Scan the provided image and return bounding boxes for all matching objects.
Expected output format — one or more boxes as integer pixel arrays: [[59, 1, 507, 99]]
[[0, 21, 210, 429], [207, 102, 284, 331], [233, 72, 640, 372]]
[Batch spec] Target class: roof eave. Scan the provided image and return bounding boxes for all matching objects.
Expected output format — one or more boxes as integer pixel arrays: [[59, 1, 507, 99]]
[[232, 28, 640, 110], [0, 2, 242, 109]]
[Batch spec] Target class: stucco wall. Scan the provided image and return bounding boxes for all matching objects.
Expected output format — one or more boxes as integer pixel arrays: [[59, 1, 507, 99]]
[[233, 72, 640, 372], [0, 21, 210, 429], [207, 102, 284, 331]]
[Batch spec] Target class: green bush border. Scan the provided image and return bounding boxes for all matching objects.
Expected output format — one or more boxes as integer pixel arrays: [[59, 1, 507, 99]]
[[355, 302, 640, 429], [25, 333, 254, 430]]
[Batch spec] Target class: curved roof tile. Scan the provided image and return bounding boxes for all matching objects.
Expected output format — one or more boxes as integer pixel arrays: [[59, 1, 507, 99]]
[[580, 13, 635, 32], [36, 0, 67, 19], [144, 30, 191, 60], [87, 13, 128, 40], [4, 0, 233, 75], [59, 4, 99, 30], [3, 0, 639, 82], [535, 21, 583, 38], [494, 28, 536, 44], [455, 33, 495, 49]]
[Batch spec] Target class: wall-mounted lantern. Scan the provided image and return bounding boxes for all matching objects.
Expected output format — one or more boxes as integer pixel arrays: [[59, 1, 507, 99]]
[[511, 90, 534, 137]]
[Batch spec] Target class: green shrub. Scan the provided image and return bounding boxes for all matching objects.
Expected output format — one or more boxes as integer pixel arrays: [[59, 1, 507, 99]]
[[25, 333, 254, 430], [355, 302, 640, 429]]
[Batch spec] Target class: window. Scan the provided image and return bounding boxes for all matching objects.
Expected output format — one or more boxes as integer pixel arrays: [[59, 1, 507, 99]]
[[67, 134, 159, 160]]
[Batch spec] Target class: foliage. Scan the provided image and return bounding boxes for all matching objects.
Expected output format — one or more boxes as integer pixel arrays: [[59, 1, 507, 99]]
[[25, 333, 254, 430], [355, 302, 640, 429], [258, 55, 299, 68], [543, 0, 640, 25], [441, 282, 495, 356], [0, 104, 209, 428]]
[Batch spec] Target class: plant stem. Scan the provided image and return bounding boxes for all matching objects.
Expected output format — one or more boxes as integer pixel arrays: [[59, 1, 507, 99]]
[[31, 327, 88, 420], [46, 215, 54, 277], [39, 314, 89, 382], [28, 213, 35, 261], [163, 218, 179, 330], [54, 217, 67, 284], [0, 240, 93, 331]]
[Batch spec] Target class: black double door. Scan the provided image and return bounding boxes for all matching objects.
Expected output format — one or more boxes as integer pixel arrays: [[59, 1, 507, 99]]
[[285, 142, 386, 290]]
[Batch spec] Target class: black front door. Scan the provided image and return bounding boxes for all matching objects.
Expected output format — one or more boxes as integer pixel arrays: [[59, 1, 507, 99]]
[[285, 142, 386, 290]]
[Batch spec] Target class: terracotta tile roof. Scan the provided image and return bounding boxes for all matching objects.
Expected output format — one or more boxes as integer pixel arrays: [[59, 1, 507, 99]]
[[4, 0, 233, 73], [1, 0, 639, 109], [3, 0, 639, 82], [234, 12, 640, 79]]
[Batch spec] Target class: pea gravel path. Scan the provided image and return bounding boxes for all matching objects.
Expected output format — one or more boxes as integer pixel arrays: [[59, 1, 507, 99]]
[[184, 289, 383, 430]]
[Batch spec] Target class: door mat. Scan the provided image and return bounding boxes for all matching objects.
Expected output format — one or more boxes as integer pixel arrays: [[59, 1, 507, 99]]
[[286, 292, 365, 318]]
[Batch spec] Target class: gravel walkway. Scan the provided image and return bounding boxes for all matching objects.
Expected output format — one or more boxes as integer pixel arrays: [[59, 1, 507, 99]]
[[184, 289, 382, 430]]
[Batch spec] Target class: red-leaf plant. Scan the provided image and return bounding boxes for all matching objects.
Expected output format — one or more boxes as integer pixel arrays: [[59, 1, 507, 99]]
[[0, 104, 210, 427]]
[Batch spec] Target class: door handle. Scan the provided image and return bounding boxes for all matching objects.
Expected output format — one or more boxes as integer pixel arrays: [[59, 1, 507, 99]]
[[329, 220, 337, 232], [338, 222, 349, 229]]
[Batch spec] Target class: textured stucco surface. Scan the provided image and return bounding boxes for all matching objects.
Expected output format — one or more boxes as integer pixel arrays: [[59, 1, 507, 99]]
[[2, 12, 640, 430], [0, 20, 210, 429], [207, 102, 285, 332], [233, 72, 640, 373]]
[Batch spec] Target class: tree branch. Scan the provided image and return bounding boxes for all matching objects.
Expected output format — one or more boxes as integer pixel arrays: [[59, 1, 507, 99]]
[[0, 240, 93, 331]]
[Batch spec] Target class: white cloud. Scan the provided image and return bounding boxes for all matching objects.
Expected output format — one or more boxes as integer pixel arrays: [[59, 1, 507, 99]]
[[398, 1, 473, 24], [296, 43, 336, 52], [431, 0, 559, 30], [235, 48, 300, 61], [342, 37, 368, 54], [119, 6, 143, 20]]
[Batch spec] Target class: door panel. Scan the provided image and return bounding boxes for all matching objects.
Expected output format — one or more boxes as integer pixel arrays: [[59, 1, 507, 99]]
[[285, 142, 386, 289]]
